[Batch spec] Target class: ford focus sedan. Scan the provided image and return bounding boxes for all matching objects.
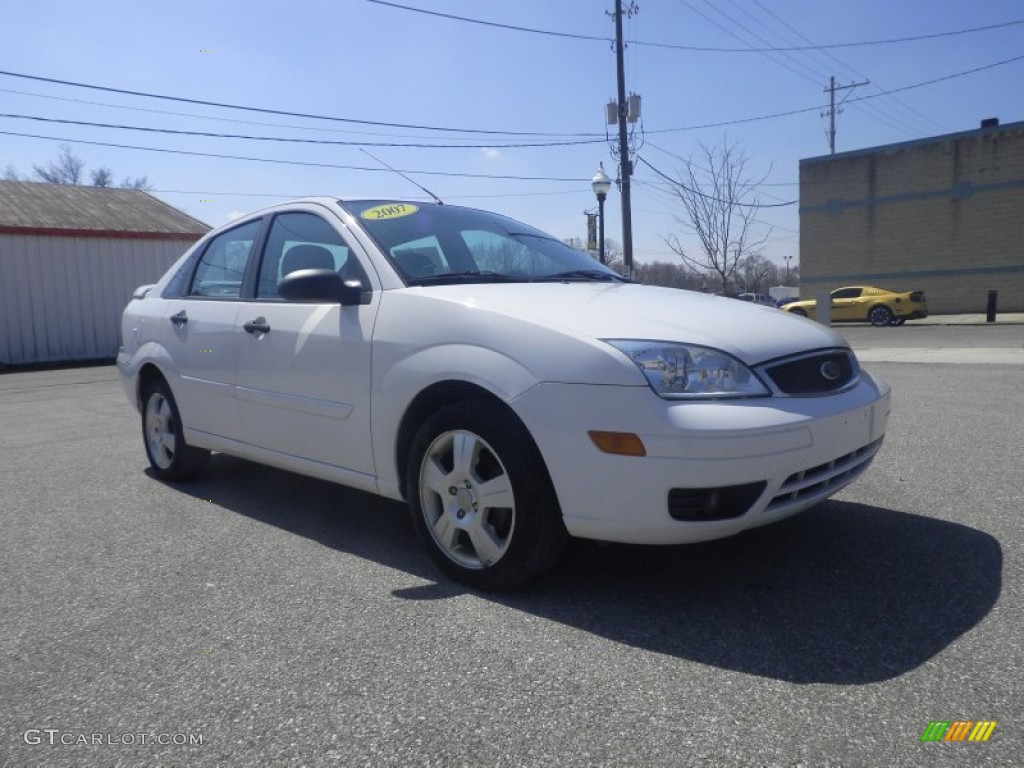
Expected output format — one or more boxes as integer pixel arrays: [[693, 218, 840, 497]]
[[118, 198, 891, 589]]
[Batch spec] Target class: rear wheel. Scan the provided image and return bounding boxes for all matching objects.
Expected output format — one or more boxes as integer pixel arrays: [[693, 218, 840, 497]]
[[789, 307, 807, 317], [407, 401, 567, 590], [869, 305, 894, 327], [141, 377, 210, 480]]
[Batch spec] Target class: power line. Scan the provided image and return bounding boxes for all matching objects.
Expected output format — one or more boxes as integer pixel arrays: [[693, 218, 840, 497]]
[[0, 129, 588, 182], [0, 69, 604, 138], [0, 87, 588, 141], [637, 155, 798, 208], [646, 142, 798, 185], [647, 54, 1024, 134], [366, 1, 1024, 53], [146, 187, 580, 201], [681, 0, 822, 88], [366, 0, 609, 43], [688, 0, 934, 140], [0, 112, 603, 149], [4, 52, 1018, 152], [746, 0, 949, 136], [847, 55, 1024, 103]]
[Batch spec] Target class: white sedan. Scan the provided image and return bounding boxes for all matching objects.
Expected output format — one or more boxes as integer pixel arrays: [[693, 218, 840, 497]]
[[118, 198, 890, 589]]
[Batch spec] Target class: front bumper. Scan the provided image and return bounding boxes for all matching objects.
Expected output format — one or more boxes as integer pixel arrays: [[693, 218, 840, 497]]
[[511, 372, 891, 545]]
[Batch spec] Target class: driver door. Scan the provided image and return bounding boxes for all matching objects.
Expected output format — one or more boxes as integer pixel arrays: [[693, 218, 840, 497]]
[[830, 288, 863, 321], [233, 209, 379, 476]]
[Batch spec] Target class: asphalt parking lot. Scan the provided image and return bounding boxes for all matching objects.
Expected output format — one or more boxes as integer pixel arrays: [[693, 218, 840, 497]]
[[2, 324, 1021, 767]]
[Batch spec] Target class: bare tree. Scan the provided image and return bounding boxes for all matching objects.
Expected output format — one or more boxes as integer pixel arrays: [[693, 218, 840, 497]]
[[3, 163, 20, 181], [739, 254, 777, 294], [33, 144, 86, 184], [21, 145, 151, 189], [90, 167, 114, 187], [602, 238, 622, 264], [661, 139, 772, 293], [120, 175, 152, 191]]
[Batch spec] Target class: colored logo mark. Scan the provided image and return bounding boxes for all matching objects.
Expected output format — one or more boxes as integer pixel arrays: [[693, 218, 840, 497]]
[[920, 720, 997, 742]]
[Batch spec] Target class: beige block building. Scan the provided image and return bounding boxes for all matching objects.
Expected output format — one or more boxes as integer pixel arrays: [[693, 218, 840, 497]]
[[799, 119, 1024, 314]]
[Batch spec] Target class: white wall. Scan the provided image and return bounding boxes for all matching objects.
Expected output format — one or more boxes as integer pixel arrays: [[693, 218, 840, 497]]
[[0, 234, 195, 365]]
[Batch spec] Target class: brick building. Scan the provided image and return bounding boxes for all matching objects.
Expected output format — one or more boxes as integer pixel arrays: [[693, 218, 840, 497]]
[[799, 119, 1024, 314]]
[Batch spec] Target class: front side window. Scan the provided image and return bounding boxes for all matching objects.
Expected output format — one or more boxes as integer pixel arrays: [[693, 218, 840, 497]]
[[831, 288, 863, 300], [188, 219, 262, 298], [257, 212, 366, 299]]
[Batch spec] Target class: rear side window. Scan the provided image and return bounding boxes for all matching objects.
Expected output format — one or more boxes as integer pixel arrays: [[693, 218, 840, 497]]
[[257, 212, 366, 299], [188, 219, 262, 298]]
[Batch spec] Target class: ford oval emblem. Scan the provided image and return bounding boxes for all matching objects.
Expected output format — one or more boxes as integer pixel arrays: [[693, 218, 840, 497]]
[[820, 360, 843, 381]]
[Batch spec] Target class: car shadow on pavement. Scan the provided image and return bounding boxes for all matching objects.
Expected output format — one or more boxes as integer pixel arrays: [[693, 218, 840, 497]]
[[166, 454, 1002, 686]]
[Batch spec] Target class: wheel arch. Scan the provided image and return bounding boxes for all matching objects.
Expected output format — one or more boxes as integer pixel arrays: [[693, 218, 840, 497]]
[[136, 362, 168, 408], [394, 380, 538, 501]]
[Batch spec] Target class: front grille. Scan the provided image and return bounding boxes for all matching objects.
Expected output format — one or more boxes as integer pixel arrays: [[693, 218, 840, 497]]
[[762, 350, 857, 395], [765, 438, 883, 513]]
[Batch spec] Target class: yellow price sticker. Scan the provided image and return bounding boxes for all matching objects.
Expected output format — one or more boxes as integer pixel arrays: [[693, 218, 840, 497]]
[[360, 203, 419, 221]]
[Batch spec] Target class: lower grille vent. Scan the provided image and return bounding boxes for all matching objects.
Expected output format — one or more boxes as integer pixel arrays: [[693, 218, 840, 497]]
[[668, 482, 767, 521]]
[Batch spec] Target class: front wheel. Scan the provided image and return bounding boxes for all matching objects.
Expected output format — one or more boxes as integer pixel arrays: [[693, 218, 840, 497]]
[[789, 308, 808, 317], [869, 305, 894, 326], [406, 401, 567, 590], [141, 377, 210, 480]]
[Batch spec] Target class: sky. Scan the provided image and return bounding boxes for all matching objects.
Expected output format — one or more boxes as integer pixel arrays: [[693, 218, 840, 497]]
[[1, 0, 1022, 271]]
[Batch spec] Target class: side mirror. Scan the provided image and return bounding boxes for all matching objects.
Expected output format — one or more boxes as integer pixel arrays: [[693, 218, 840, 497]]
[[278, 269, 370, 306]]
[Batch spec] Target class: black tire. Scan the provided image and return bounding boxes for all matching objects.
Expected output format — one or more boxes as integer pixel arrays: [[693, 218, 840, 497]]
[[890, 317, 906, 326], [868, 305, 894, 327], [789, 308, 807, 317], [141, 377, 210, 480], [406, 401, 567, 590]]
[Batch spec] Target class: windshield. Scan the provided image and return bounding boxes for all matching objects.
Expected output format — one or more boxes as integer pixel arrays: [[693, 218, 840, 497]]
[[341, 200, 625, 286]]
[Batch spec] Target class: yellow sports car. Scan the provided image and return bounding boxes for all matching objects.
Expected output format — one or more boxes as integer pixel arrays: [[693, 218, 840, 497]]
[[782, 286, 928, 326]]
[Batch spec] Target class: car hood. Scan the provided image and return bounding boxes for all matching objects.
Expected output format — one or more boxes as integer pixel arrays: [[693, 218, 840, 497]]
[[405, 282, 849, 364]]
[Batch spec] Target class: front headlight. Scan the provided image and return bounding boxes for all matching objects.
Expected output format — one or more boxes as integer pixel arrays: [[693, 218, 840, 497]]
[[605, 340, 770, 399]]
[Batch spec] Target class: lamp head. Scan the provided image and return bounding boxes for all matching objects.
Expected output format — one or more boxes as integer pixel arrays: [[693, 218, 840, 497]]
[[591, 162, 612, 199]]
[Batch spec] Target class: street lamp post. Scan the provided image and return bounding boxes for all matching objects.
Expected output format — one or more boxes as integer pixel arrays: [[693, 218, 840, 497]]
[[591, 163, 612, 265]]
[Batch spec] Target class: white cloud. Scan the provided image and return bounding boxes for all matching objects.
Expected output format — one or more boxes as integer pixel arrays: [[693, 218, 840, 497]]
[[225, 210, 247, 222], [480, 148, 501, 160]]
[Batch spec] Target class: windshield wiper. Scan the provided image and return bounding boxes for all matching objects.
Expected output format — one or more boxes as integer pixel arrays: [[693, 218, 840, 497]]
[[536, 269, 627, 282], [406, 270, 528, 286]]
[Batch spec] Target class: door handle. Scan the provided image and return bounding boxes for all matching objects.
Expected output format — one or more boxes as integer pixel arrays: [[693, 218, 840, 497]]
[[170, 310, 188, 326], [243, 317, 271, 335]]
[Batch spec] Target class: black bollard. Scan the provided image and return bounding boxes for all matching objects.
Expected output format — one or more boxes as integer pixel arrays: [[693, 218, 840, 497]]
[[986, 290, 998, 323]]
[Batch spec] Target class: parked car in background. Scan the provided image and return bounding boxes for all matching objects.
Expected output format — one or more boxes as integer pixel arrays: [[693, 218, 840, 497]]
[[781, 286, 928, 326], [118, 198, 891, 589], [738, 292, 778, 307]]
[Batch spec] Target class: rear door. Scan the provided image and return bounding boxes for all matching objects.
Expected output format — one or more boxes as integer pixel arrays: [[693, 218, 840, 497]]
[[233, 208, 380, 476], [160, 218, 262, 440]]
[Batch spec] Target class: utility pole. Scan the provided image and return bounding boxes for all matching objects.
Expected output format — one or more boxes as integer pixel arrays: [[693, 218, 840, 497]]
[[613, 0, 635, 278], [824, 75, 869, 154]]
